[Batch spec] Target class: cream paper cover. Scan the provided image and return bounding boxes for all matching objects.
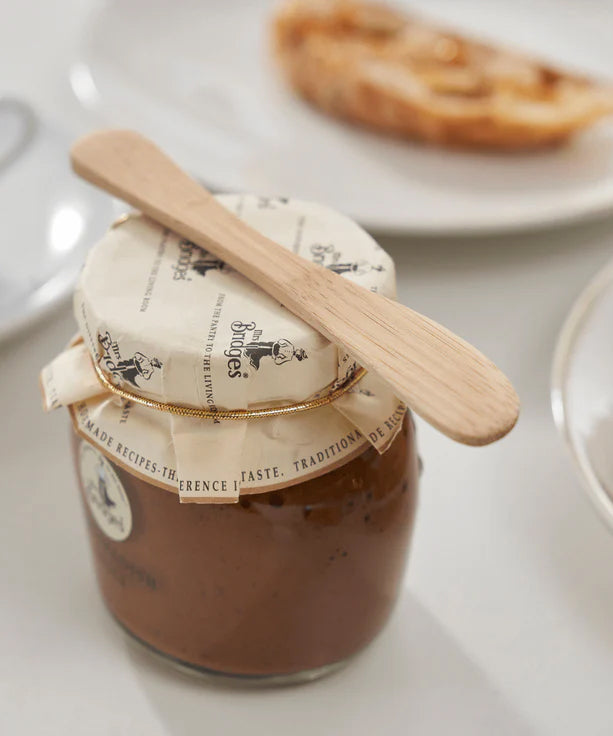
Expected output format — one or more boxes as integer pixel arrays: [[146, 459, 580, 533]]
[[41, 195, 406, 502]]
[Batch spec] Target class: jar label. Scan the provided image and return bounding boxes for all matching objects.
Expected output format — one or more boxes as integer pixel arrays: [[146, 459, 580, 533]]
[[78, 441, 132, 541]]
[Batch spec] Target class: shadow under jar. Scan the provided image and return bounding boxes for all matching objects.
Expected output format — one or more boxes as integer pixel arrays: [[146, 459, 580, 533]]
[[72, 415, 419, 685]]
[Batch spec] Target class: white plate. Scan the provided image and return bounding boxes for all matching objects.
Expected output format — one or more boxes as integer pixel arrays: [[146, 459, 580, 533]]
[[0, 101, 115, 342], [71, 0, 613, 235], [552, 256, 613, 532]]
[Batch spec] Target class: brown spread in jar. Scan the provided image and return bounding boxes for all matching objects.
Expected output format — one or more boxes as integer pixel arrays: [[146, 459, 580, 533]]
[[73, 415, 418, 677]]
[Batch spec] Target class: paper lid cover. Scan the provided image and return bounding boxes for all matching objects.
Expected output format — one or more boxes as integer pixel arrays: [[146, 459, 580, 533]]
[[42, 195, 406, 502], [75, 194, 396, 409]]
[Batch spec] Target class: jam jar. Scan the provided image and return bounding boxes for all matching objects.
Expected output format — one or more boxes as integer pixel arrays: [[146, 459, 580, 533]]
[[71, 414, 418, 683], [42, 194, 421, 684]]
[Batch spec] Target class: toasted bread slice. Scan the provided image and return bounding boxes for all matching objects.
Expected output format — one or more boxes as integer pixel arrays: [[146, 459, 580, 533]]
[[272, 0, 613, 149]]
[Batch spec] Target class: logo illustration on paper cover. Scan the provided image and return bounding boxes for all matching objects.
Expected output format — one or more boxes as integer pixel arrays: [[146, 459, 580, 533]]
[[310, 244, 385, 275], [98, 332, 162, 388], [225, 321, 308, 378], [172, 239, 227, 280]]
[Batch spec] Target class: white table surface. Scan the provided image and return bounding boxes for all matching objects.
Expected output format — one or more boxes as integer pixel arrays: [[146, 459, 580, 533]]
[[2, 1, 613, 734]]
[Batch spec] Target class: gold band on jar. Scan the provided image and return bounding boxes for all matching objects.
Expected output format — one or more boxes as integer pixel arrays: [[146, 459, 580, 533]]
[[92, 358, 368, 420]]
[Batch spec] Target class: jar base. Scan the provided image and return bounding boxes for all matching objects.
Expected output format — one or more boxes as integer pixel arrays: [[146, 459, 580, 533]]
[[115, 616, 351, 688]]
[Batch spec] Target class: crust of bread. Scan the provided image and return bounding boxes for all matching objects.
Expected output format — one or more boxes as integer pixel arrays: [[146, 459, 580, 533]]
[[272, 0, 613, 150]]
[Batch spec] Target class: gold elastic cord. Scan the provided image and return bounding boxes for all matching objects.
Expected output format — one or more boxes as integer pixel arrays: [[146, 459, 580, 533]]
[[93, 360, 367, 420]]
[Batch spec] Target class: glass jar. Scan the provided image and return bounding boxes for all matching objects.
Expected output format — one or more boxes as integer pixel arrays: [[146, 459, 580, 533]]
[[72, 414, 419, 685], [39, 193, 421, 685]]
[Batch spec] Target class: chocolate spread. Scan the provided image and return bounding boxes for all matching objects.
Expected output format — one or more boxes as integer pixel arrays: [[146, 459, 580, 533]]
[[73, 416, 419, 677]]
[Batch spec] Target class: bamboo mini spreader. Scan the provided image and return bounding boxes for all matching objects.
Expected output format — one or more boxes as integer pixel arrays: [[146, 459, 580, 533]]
[[71, 129, 519, 445]]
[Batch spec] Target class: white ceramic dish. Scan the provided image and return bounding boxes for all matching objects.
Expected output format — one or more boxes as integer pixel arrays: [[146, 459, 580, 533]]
[[552, 256, 613, 531], [0, 101, 115, 343], [71, 0, 613, 235]]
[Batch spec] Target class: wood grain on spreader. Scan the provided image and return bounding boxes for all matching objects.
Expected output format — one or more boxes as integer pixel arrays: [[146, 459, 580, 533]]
[[71, 130, 519, 445]]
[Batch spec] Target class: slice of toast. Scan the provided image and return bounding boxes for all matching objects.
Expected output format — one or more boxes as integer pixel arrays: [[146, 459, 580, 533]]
[[272, 0, 613, 149]]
